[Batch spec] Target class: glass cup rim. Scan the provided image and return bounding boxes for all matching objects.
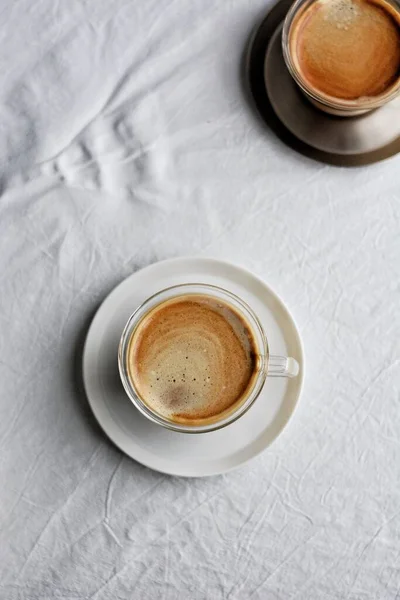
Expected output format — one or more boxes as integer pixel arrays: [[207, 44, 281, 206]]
[[282, 0, 400, 112], [118, 282, 269, 434]]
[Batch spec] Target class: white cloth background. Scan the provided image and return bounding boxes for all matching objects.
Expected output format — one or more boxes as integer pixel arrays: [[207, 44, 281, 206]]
[[0, 1, 399, 598]]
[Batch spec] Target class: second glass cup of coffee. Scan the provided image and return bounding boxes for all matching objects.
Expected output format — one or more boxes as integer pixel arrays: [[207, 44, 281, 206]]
[[282, 0, 400, 116], [118, 283, 299, 434]]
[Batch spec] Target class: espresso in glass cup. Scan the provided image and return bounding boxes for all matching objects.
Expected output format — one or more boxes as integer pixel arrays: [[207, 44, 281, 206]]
[[118, 284, 299, 434], [282, 0, 400, 116]]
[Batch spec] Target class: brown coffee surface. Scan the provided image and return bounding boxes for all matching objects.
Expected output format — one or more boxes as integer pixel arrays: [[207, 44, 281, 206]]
[[127, 295, 258, 424], [290, 0, 400, 100]]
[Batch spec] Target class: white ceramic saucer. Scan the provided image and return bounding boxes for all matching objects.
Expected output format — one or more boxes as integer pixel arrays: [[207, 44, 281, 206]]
[[83, 258, 304, 477]]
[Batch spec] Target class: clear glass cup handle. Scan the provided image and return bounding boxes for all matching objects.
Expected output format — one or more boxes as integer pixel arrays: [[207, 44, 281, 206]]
[[268, 355, 299, 378]]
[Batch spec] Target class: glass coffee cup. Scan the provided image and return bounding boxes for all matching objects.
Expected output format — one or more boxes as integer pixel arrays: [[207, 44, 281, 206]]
[[118, 283, 299, 434], [282, 0, 400, 116]]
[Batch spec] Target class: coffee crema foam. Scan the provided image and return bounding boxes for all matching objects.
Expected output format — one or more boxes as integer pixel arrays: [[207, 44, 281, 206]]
[[127, 295, 259, 424], [290, 0, 400, 100]]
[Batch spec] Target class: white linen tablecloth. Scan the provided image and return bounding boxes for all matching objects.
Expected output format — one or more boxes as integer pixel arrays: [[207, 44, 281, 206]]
[[1, 1, 399, 598]]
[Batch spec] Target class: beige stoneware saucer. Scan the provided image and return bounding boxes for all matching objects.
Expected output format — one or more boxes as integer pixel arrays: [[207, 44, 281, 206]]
[[83, 257, 304, 477]]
